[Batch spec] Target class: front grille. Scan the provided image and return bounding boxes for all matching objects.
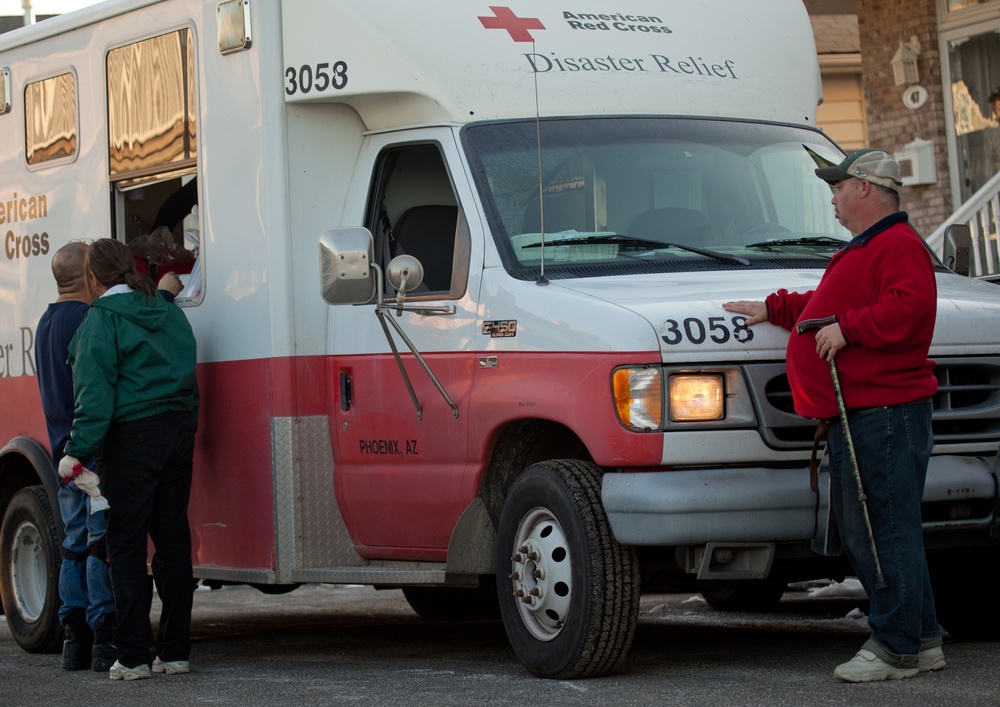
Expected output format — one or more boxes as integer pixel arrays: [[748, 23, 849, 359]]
[[748, 357, 1000, 450], [932, 361, 1000, 441]]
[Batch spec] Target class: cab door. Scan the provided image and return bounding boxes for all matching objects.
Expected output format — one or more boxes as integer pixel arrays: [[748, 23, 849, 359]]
[[328, 129, 484, 560]]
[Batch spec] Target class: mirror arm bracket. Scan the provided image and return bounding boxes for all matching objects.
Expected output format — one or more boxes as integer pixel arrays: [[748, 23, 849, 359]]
[[372, 264, 460, 419]]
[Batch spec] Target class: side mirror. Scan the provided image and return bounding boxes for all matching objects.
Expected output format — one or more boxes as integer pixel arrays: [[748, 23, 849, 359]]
[[386, 255, 425, 294], [319, 227, 376, 304], [944, 223, 971, 277]]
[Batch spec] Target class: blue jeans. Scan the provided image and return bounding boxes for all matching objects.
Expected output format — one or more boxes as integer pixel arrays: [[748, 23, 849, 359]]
[[57, 480, 115, 629], [827, 399, 941, 668]]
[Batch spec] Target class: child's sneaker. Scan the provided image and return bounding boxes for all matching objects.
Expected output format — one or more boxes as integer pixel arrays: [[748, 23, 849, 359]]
[[109, 660, 151, 681], [152, 657, 190, 675]]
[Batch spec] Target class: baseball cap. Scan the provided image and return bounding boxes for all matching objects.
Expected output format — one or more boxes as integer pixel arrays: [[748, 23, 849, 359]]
[[814, 149, 903, 192]]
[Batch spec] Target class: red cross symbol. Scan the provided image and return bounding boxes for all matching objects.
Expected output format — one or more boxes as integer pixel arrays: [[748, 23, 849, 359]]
[[478, 6, 545, 42]]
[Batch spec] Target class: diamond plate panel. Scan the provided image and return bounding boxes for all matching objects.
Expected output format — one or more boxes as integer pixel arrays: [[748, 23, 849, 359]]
[[272, 416, 365, 578], [292, 563, 453, 586], [194, 566, 276, 584]]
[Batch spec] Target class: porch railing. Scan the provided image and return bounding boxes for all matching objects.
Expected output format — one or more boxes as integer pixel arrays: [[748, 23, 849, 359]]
[[927, 171, 1000, 277]]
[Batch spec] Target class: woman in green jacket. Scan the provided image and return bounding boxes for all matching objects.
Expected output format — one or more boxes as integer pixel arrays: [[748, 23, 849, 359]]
[[59, 238, 199, 681]]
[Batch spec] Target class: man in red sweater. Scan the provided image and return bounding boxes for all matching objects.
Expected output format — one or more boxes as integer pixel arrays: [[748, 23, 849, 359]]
[[724, 149, 944, 682]]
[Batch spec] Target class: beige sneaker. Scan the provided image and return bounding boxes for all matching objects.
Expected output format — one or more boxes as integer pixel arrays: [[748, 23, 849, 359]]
[[109, 660, 151, 681], [834, 649, 918, 682], [918, 645, 946, 672], [152, 657, 190, 675]]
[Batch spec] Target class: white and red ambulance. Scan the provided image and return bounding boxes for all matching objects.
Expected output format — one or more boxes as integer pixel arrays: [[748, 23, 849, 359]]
[[2, 0, 1000, 679]]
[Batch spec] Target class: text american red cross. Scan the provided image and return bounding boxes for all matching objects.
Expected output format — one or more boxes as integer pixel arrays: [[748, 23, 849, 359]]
[[478, 6, 545, 42]]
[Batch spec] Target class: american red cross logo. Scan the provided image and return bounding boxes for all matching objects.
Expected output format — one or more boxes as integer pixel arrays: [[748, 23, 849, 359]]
[[478, 6, 545, 43]]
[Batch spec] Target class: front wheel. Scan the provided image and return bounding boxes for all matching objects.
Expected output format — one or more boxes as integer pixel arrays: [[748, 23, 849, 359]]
[[0, 486, 63, 653], [496, 460, 639, 679]]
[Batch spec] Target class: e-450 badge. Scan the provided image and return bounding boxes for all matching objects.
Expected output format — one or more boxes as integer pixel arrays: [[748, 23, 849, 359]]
[[482, 320, 517, 338]]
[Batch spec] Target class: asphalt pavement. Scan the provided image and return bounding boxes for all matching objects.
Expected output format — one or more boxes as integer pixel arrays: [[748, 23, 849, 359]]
[[2, 582, 999, 706]]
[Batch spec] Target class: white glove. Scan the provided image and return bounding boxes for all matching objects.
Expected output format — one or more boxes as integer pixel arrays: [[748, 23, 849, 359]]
[[89, 496, 110, 513], [71, 469, 110, 513], [72, 468, 100, 497], [58, 455, 81, 479]]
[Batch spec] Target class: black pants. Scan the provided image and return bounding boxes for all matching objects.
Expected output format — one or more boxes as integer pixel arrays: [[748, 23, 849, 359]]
[[100, 411, 195, 667]]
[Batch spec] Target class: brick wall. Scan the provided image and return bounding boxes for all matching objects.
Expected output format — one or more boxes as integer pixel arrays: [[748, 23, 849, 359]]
[[856, 0, 949, 235]]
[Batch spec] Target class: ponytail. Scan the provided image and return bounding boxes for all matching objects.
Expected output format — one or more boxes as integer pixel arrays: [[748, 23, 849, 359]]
[[123, 270, 156, 298]]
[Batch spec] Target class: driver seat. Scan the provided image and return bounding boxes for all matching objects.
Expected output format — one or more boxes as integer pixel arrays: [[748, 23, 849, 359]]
[[392, 205, 458, 292]]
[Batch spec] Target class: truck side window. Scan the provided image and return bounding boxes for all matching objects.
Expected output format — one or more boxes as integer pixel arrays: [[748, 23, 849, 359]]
[[24, 72, 78, 167], [366, 144, 469, 299], [106, 28, 202, 302], [121, 175, 200, 296]]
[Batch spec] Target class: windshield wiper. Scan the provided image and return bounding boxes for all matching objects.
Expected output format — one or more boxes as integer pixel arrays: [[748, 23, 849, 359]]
[[745, 236, 847, 249], [523, 234, 663, 249], [524, 234, 750, 266]]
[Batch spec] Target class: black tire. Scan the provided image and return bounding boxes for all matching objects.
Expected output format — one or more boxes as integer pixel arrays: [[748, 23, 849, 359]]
[[701, 582, 787, 612], [496, 460, 640, 679], [0, 486, 63, 653], [402, 582, 500, 620], [929, 548, 1000, 640], [251, 583, 300, 595]]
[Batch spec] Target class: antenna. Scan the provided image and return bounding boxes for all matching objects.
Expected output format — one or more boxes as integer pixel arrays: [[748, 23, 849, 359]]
[[532, 40, 549, 286]]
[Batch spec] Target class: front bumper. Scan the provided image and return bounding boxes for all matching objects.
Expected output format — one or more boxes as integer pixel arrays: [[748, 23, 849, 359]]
[[602, 454, 998, 547]]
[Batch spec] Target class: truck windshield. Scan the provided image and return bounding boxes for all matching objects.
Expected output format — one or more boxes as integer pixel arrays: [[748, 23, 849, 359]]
[[462, 117, 855, 280]]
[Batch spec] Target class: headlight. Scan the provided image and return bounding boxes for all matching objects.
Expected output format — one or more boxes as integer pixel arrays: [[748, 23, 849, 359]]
[[669, 374, 724, 421], [612, 367, 663, 431]]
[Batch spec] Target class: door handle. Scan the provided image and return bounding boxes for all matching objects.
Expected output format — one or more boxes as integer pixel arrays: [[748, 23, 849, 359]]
[[340, 371, 353, 411]]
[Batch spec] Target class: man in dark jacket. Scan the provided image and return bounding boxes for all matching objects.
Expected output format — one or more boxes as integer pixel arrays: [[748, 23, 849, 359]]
[[724, 149, 944, 682], [35, 241, 117, 671]]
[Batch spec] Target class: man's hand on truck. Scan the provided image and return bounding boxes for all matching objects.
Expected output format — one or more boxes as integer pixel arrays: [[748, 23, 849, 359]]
[[722, 300, 768, 326]]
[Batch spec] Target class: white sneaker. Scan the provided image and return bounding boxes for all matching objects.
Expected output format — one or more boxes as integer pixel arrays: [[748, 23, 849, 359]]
[[109, 660, 151, 681], [834, 649, 918, 682], [918, 645, 946, 672], [152, 657, 190, 675]]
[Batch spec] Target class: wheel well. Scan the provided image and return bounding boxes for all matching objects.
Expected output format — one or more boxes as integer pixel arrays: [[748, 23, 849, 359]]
[[479, 419, 592, 529], [0, 438, 61, 538]]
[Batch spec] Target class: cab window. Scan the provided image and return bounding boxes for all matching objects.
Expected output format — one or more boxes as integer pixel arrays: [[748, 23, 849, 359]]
[[365, 143, 469, 299]]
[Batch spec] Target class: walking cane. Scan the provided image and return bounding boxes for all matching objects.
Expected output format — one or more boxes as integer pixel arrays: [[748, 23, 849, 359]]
[[796, 315, 888, 590]]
